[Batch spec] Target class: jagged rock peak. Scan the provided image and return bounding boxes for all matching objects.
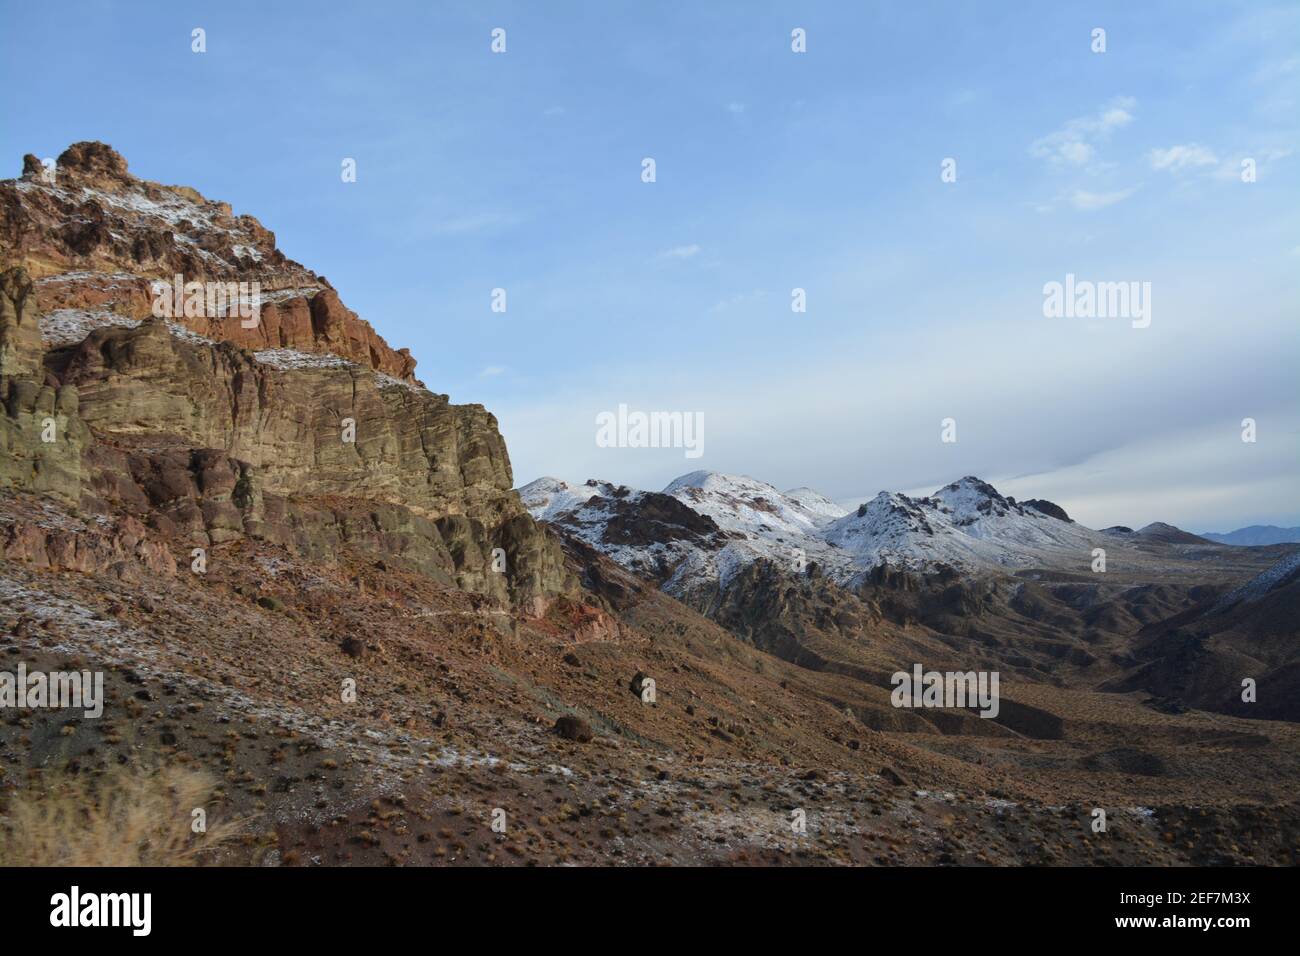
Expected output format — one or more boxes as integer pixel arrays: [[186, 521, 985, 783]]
[[20, 142, 135, 192], [937, 475, 1005, 499], [3, 143, 421, 383], [1021, 498, 1071, 522], [57, 141, 131, 181]]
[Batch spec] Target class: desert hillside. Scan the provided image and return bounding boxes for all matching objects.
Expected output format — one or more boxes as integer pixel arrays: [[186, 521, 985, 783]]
[[2, 146, 1297, 867]]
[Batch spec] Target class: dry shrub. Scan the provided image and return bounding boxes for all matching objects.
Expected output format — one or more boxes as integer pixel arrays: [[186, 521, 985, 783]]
[[0, 763, 241, 866]]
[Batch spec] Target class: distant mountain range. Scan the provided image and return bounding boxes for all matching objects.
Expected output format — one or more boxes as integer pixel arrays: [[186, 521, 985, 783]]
[[1198, 525, 1300, 546], [519, 471, 1236, 599], [522, 470, 1300, 726]]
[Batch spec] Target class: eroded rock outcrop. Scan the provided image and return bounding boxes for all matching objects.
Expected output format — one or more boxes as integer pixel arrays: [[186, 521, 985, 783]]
[[1, 142, 417, 382], [0, 144, 572, 615]]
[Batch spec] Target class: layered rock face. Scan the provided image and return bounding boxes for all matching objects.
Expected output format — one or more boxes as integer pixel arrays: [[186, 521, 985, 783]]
[[0, 144, 571, 614], [1, 142, 416, 381]]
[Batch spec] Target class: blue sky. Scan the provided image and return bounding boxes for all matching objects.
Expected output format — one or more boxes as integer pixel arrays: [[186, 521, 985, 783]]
[[2, 0, 1297, 530]]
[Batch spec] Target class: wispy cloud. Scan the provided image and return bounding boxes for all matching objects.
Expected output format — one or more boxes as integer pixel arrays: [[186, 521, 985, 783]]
[[659, 243, 701, 260], [1030, 96, 1136, 169], [1149, 143, 1218, 171], [1208, 147, 1293, 181], [479, 365, 506, 378], [1068, 187, 1138, 210]]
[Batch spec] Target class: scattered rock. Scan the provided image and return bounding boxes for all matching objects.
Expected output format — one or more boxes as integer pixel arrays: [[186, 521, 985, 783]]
[[554, 715, 593, 742], [878, 766, 910, 787]]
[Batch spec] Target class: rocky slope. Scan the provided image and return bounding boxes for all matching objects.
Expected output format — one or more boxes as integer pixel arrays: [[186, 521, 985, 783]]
[[521, 469, 1300, 726], [3, 144, 1298, 868], [9, 523, 1298, 867], [0, 143, 573, 614], [1108, 549, 1300, 721]]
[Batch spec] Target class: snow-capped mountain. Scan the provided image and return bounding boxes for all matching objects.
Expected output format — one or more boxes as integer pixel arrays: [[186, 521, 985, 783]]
[[517, 477, 611, 524], [781, 487, 852, 527], [823, 478, 1106, 571], [519, 473, 859, 595], [664, 471, 849, 536], [657, 471, 859, 588], [516, 477, 732, 587], [519, 471, 1117, 596]]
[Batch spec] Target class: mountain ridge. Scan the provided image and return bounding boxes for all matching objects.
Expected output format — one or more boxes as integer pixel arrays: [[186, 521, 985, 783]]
[[1200, 525, 1300, 546], [519, 469, 1218, 586]]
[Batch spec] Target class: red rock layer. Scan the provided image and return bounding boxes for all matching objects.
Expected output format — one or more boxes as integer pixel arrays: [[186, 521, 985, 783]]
[[0, 142, 418, 382]]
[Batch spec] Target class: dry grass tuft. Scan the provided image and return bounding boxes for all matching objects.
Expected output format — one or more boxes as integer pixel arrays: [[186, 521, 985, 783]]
[[0, 763, 242, 866]]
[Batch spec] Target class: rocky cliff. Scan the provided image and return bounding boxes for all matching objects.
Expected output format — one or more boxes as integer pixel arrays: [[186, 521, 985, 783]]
[[0, 143, 571, 614], [1, 141, 416, 381]]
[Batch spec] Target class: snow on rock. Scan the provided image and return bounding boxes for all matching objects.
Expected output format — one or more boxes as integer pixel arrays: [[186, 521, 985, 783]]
[[517, 478, 611, 523], [40, 311, 423, 394], [15, 178, 273, 275], [40, 308, 140, 346], [252, 348, 353, 371], [518, 477, 721, 585], [1214, 548, 1300, 610], [72, 182, 217, 230], [259, 285, 327, 303], [782, 487, 851, 526], [521, 471, 856, 593], [375, 372, 423, 391], [662, 471, 857, 585], [522, 470, 1114, 596], [825, 477, 1104, 572], [665, 471, 843, 542], [36, 270, 140, 288], [252, 348, 426, 392], [41, 309, 225, 349], [163, 321, 217, 346]]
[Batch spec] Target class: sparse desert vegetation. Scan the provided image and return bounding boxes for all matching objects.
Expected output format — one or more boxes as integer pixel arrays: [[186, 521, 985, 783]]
[[0, 761, 240, 867]]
